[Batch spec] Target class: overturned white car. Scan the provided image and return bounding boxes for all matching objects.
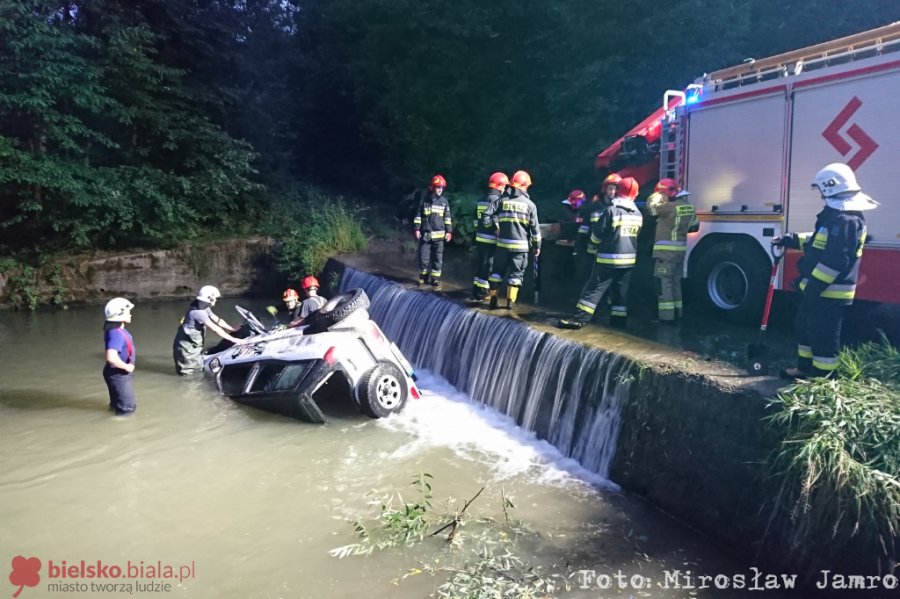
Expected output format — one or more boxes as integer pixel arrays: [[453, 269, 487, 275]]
[[202, 289, 420, 423]]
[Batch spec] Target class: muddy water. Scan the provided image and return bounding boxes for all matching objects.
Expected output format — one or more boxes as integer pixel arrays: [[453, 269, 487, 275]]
[[0, 301, 796, 599]]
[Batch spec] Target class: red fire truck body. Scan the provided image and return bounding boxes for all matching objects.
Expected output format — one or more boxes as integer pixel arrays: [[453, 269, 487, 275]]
[[596, 23, 900, 321]]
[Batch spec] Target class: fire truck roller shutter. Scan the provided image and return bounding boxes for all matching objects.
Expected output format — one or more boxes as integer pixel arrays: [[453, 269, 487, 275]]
[[689, 236, 771, 324]]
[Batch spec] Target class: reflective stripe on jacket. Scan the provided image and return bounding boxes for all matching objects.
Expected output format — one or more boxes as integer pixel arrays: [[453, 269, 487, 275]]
[[474, 189, 502, 245], [487, 187, 540, 253], [591, 198, 643, 268], [794, 207, 866, 304], [647, 192, 698, 258], [413, 194, 453, 236]]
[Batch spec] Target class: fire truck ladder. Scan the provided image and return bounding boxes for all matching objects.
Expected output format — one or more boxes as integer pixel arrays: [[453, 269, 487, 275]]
[[705, 21, 900, 91], [659, 91, 686, 182]]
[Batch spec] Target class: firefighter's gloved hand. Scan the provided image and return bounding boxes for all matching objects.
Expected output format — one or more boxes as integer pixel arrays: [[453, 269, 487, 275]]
[[414, 230, 421, 240]]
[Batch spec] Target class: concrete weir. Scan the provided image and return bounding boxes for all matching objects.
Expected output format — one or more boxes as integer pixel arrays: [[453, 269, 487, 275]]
[[326, 257, 890, 593]]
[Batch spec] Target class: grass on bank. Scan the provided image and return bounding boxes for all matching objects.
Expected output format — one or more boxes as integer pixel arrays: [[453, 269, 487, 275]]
[[272, 191, 369, 282], [765, 337, 900, 575]]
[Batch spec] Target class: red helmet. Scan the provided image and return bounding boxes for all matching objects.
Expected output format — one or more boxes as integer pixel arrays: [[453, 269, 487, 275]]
[[602, 173, 622, 189], [301, 276, 320, 290], [510, 170, 532, 190], [654, 178, 682, 198], [564, 189, 586, 209], [488, 172, 509, 191], [430, 174, 447, 189], [283, 289, 299, 301], [616, 177, 640, 201]]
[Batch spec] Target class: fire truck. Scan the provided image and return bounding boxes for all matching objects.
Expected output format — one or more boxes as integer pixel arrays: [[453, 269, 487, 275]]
[[596, 22, 900, 322]]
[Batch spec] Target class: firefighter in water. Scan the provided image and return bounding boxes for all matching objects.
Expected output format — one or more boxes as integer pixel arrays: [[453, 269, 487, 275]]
[[282, 289, 300, 323], [413, 174, 453, 290], [290, 276, 327, 327], [573, 173, 621, 285], [646, 178, 699, 323], [558, 177, 643, 329], [773, 163, 878, 379], [173, 285, 245, 375], [486, 170, 541, 311], [471, 172, 509, 303]]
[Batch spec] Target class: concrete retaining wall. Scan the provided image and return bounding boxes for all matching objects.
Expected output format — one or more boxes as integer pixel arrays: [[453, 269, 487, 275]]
[[0, 238, 281, 308], [610, 363, 892, 592]]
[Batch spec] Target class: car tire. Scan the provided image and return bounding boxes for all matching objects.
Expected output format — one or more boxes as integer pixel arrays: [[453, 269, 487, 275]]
[[356, 361, 408, 419], [691, 240, 770, 324], [306, 288, 371, 333]]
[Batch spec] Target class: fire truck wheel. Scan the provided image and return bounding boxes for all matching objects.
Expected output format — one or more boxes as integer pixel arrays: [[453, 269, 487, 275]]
[[692, 241, 769, 324]]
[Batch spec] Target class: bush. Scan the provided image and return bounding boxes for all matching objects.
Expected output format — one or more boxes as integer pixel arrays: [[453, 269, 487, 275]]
[[0, 258, 38, 311], [765, 338, 900, 576], [446, 192, 479, 249], [275, 192, 368, 280]]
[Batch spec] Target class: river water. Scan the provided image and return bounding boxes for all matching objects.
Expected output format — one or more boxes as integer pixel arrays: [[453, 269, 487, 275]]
[[0, 300, 797, 599]]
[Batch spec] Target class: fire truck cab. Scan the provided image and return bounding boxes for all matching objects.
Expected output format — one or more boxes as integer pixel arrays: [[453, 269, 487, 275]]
[[597, 22, 900, 322]]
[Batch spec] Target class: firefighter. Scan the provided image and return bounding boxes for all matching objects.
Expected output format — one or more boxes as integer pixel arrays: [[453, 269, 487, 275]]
[[471, 172, 508, 303], [268, 288, 299, 324], [413, 174, 453, 290], [102, 298, 136, 415], [290, 276, 327, 327], [560, 189, 586, 239], [773, 163, 878, 379], [558, 177, 643, 329], [574, 173, 621, 285], [486, 170, 541, 311], [647, 178, 698, 322], [172, 285, 245, 375]]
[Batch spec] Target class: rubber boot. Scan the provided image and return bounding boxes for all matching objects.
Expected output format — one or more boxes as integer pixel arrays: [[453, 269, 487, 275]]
[[507, 285, 519, 311], [488, 291, 499, 310]]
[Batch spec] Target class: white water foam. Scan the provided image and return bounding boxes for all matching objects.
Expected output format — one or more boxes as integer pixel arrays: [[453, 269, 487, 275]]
[[377, 370, 620, 493]]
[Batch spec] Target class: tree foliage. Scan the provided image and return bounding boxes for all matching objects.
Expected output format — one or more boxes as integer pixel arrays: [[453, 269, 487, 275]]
[[0, 1, 259, 251], [2, 0, 898, 252], [291, 0, 900, 209]]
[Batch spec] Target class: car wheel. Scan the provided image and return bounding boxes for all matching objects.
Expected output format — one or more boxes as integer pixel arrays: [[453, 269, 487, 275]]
[[356, 361, 408, 419], [306, 288, 371, 333], [691, 240, 770, 324]]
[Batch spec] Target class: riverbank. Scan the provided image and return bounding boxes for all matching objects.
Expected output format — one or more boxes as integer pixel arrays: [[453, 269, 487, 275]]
[[0, 238, 281, 309]]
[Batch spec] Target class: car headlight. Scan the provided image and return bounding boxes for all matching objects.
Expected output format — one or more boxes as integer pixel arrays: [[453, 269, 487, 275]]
[[209, 357, 222, 374]]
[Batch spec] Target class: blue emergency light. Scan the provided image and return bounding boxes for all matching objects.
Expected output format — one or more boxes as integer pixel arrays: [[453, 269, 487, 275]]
[[685, 85, 703, 104]]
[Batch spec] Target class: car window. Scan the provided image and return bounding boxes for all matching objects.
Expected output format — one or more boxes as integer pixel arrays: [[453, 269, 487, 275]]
[[249, 361, 314, 393], [275, 363, 313, 390]]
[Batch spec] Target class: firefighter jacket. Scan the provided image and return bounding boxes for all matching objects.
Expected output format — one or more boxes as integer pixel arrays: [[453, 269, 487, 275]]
[[413, 193, 453, 241], [647, 192, 699, 259], [790, 207, 866, 304], [486, 187, 541, 253], [591, 198, 643, 268], [574, 199, 604, 256], [473, 189, 503, 245]]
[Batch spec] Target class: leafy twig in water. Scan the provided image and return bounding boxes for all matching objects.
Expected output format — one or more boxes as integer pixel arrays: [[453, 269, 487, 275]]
[[430, 486, 484, 542]]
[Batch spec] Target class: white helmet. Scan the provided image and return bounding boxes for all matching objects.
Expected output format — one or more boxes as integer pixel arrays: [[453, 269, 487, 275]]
[[811, 163, 860, 197], [196, 285, 221, 303], [104, 298, 134, 322]]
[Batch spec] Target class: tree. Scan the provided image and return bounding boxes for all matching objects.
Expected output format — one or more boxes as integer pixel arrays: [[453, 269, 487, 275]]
[[0, 1, 260, 251]]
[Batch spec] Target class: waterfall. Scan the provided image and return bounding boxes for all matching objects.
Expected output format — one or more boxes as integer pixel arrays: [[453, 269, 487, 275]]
[[341, 267, 632, 480]]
